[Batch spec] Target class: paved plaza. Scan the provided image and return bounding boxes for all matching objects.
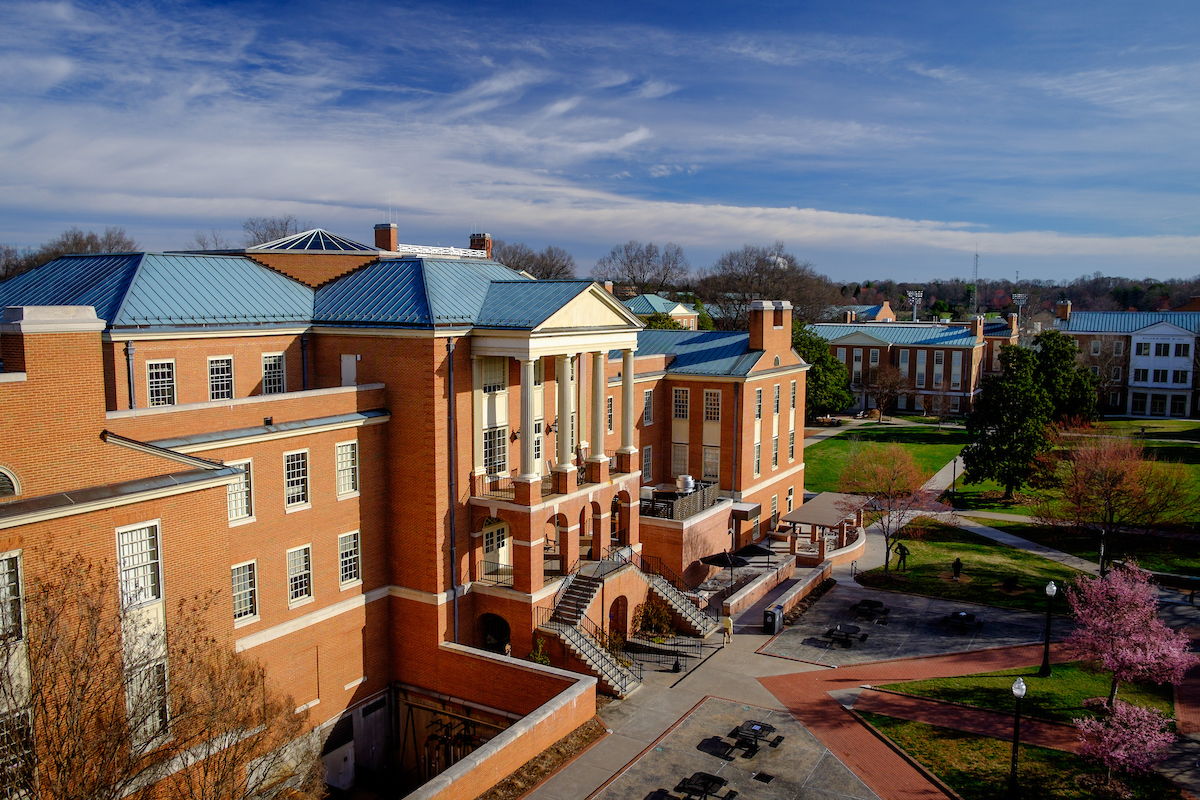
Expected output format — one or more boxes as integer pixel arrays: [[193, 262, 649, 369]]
[[758, 583, 1074, 667], [590, 697, 878, 800]]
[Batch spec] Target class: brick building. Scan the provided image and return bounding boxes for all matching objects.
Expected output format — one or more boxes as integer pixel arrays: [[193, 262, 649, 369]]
[[622, 294, 700, 329], [0, 226, 805, 795]]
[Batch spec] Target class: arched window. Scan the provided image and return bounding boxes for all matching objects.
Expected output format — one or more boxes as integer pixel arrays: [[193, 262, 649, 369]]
[[0, 468, 17, 499], [774, 355, 781, 367]]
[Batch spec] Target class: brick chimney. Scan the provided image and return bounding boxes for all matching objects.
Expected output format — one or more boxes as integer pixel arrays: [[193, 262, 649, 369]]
[[970, 316, 984, 341], [374, 223, 397, 251], [604, 281, 614, 294], [1055, 300, 1072, 321], [1008, 313, 1018, 335], [470, 233, 493, 259], [841, 310, 856, 323], [749, 300, 792, 352]]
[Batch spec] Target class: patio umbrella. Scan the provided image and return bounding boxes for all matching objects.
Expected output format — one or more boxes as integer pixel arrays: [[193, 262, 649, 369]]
[[700, 552, 750, 589], [733, 542, 775, 565]]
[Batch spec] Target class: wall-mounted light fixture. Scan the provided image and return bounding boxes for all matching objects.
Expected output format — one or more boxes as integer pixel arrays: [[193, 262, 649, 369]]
[[510, 430, 520, 442]]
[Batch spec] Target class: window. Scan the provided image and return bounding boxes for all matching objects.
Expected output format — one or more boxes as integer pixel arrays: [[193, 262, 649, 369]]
[[836, 347, 847, 364], [0, 469, 17, 499], [643, 390, 653, 425], [915, 351, 927, 387], [339, 532, 361, 585], [899, 349, 910, 377], [898, 394, 908, 410], [1091, 340, 1101, 356], [771, 436, 779, 468], [1109, 392, 1120, 407], [869, 349, 880, 368], [753, 443, 761, 476], [231, 562, 257, 621], [1153, 369, 1169, 383], [950, 351, 962, 390], [1156, 343, 1171, 357], [1151, 394, 1168, 415], [673, 388, 689, 420], [773, 385, 780, 415], [147, 361, 175, 407], [755, 389, 762, 419], [933, 351, 944, 388], [534, 358, 544, 385], [262, 353, 285, 394], [1132, 393, 1147, 414], [1172, 395, 1188, 417], [1178, 343, 1191, 359], [787, 487, 794, 513], [1135, 342, 1150, 356], [702, 447, 719, 481], [642, 446, 653, 481], [128, 662, 168, 744], [606, 396, 613, 433], [0, 557, 20, 640], [287, 546, 312, 603], [1114, 341, 1124, 356], [672, 444, 688, 477], [483, 427, 507, 475], [852, 350, 862, 384], [1174, 370, 1190, 384], [1112, 366, 1122, 381], [0, 710, 32, 795], [283, 451, 309, 508], [704, 390, 721, 422], [771, 495, 778, 528], [570, 412, 576, 451], [207, 357, 234, 401], [482, 357, 506, 393], [117, 523, 161, 608], [336, 441, 359, 495], [790, 380, 797, 409], [1134, 368, 1149, 382], [1089, 365, 1099, 377], [533, 420, 542, 460], [788, 430, 795, 461], [227, 460, 253, 521]]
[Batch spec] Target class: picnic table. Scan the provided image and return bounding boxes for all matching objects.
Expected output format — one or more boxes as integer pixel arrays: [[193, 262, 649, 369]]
[[825, 623, 865, 647], [849, 598, 890, 622], [728, 719, 784, 758], [675, 771, 736, 800], [943, 611, 982, 632]]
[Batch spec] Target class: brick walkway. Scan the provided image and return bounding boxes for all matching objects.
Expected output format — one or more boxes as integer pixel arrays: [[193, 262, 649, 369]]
[[759, 643, 1070, 800]]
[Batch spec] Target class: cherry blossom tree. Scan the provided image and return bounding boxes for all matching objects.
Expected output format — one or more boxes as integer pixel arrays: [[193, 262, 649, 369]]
[[1076, 700, 1175, 786], [1065, 562, 1196, 706], [839, 443, 935, 578]]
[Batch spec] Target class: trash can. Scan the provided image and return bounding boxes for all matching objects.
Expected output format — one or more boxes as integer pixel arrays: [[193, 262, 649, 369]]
[[763, 605, 784, 635]]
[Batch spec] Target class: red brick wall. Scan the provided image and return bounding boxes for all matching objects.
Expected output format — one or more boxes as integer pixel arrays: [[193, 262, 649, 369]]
[[245, 253, 377, 288]]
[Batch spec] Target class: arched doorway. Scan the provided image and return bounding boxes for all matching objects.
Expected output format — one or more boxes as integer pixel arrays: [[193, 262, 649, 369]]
[[478, 613, 511, 655], [609, 596, 629, 639], [480, 517, 512, 586]]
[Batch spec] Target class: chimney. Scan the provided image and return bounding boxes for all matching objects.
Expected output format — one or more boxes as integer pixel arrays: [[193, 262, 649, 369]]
[[749, 300, 792, 352], [603, 281, 614, 294], [374, 223, 397, 251], [970, 315, 984, 341], [1055, 300, 1072, 321], [841, 310, 856, 324], [1008, 313, 1018, 335], [470, 232, 493, 259]]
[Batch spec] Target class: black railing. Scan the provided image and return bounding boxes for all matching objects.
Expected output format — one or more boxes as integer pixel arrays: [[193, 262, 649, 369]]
[[639, 482, 721, 521], [479, 559, 514, 587], [536, 606, 642, 694], [476, 474, 514, 500], [623, 634, 704, 671]]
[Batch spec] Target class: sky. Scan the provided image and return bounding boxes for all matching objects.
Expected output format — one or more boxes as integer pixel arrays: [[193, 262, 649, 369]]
[[2, 0, 1200, 283]]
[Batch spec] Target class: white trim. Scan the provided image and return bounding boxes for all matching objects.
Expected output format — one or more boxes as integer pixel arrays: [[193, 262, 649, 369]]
[[166, 414, 388, 454], [1, 305, 106, 333], [103, 326, 310, 342], [282, 448, 310, 510], [115, 519, 163, 610], [736, 460, 806, 499], [146, 358, 176, 407], [106, 383, 384, 421], [207, 355, 235, 402], [0, 467, 20, 498], [236, 585, 392, 651], [334, 439, 360, 498], [343, 677, 367, 691], [0, 373, 27, 384], [294, 698, 320, 714], [231, 559, 259, 627], [225, 458, 255, 526], [261, 352, 286, 395], [285, 543, 314, 607]]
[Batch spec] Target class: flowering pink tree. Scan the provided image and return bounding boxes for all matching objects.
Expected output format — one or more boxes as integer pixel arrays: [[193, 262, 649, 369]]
[[1065, 562, 1196, 705], [1076, 700, 1175, 785]]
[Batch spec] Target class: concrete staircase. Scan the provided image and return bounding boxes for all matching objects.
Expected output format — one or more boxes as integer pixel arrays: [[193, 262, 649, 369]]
[[538, 617, 641, 697], [550, 573, 602, 626], [643, 573, 721, 637]]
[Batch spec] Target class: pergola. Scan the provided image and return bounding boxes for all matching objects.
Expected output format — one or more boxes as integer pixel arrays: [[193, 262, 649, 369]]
[[779, 492, 871, 560]]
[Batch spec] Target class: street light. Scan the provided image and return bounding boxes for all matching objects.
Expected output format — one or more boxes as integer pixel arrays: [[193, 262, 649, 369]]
[[1039, 581, 1057, 677], [1009, 677, 1026, 797]]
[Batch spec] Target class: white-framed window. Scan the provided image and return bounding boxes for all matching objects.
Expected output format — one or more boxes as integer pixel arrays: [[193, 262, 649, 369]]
[[606, 396, 614, 433], [787, 487, 794, 513], [790, 380, 797, 409], [570, 412, 576, 452], [1174, 370, 1190, 384], [916, 350, 927, 387], [673, 388, 689, 420], [1091, 340, 1101, 356], [1109, 392, 1120, 407], [836, 347, 846, 364], [1132, 392, 1147, 414], [286, 545, 312, 604], [338, 532, 361, 586], [773, 385, 780, 415], [1154, 369, 1169, 383], [755, 388, 763, 420], [262, 353, 285, 394], [1136, 342, 1150, 356], [482, 357, 507, 393], [899, 349, 910, 377], [1178, 343, 1191, 359], [146, 360, 175, 407], [1114, 341, 1125, 356], [933, 351, 945, 388], [0, 555, 20, 641], [0, 468, 16, 499], [283, 450, 309, 509], [1156, 343, 1171, 357], [1090, 365, 1100, 377], [1134, 368, 1149, 382], [1112, 366, 1122, 381], [483, 427, 507, 475], [336, 441, 359, 496], [852, 349, 863, 384], [753, 443, 761, 476], [643, 390, 654, 425], [227, 460, 253, 522], [117, 522, 161, 608], [951, 351, 963, 390], [208, 356, 234, 401], [0, 709, 32, 792], [533, 420, 543, 460], [642, 446, 653, 481], [704, 390, 721, 422], [534, 358, 544, 385], [128, 661, 169, 744], [702, 447, 719, 481], [771, 495, 778, 528], [672, 444, 689, 477], [772, 436, 779, 468], [788, 430, 795, 461], [869, 349, 880, 368], [898, 394, 908, 410], [231, 561, 257, 622]]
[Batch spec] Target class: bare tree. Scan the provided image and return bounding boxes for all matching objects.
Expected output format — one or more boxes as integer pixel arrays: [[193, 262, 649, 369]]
[[866, 364, 906, 421], [191, 229, 236, 250], [593, 241, 688, 294], [698, 242, 839, 328], [0, 555, 320, 800], [1, 227, 139, 283], [492, 241, 576, 279], [839, 443, 935, 578], [242, 216, 307, 247]]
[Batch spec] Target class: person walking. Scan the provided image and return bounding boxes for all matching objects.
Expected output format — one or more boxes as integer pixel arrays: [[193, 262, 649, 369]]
[[723, 615, 733, 644], [896, 543, 910, 572], [952, 557, 963, 581]]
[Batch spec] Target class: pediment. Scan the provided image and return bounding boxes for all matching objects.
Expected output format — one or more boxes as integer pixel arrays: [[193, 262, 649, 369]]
[[1134, 321, 1195, 337], [536, 285, 644, 331], [826, 330, 890, 346]]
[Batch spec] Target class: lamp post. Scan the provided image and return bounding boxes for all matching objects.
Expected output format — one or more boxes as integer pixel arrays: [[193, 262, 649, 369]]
[[1009, 677, 1026, 797], [1039, 580, 1057, 677]]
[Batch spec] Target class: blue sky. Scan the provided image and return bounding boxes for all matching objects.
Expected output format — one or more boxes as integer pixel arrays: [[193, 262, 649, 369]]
[[2, 0, 1200, 282]]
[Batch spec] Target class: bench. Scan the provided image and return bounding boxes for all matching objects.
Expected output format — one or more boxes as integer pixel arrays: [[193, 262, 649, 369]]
[[942, 612, 982, 632], [1115, 562, 1200, 603], [849, 599, 890, 622], [825, 625, 867, 647]]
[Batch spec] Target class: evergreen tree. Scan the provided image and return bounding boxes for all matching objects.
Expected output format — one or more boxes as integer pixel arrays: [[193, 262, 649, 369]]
[[644, 312, 684, 330], [693, 300, 716, 330], [1034, 329, 1098, 422], [792, 325, 855, 419]]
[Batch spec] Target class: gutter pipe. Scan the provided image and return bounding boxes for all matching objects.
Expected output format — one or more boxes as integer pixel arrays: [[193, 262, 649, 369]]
[[447, 337, 460, 643]]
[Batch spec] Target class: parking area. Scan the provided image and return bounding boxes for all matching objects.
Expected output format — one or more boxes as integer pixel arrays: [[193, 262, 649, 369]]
[[758, 583, 1072, 667], [590, 697, 877, 800]]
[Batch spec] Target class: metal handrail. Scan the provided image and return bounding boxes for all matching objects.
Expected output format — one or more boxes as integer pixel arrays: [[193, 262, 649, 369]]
[[536, 607, 641, 694], [601, 549, 719, 631], [478, 559, 514, 587]]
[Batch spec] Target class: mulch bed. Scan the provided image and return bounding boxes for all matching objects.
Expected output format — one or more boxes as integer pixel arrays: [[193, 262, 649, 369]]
[[474, 716, 608, 800], [783, 578, 837, 625]]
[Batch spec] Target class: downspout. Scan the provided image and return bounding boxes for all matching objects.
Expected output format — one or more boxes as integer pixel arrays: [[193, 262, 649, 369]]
[[447, 337, 460, 643], [732, 382, 741, 495], [300, 333, 309, 390], [124, 341, 136, 409]]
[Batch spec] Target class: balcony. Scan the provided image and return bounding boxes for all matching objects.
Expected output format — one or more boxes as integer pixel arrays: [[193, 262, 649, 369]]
[[473, 473, 559, 502], [479, 558, 514, 587], [640, 481, 721, 521]]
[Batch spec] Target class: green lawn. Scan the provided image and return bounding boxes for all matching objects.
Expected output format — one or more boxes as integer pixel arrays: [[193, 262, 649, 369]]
[[1090, 419, 1200, 442], [943, 476, 1041, 516], [982, 518, 1200, 578], [802, 426, 970, 493], [878, 661, 1174, 724], [856, 519, 1085, 612], [857, 713, 1181, 800]]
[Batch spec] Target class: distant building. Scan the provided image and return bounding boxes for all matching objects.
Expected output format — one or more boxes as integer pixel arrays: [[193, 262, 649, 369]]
[[828, 301, 897, 323], [622, 294, 700, 329]]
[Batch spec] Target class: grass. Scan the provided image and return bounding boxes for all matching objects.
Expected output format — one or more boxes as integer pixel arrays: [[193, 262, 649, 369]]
[[1090, 419, 1200, 442], [878, 661, 1175, 724], [943, 476, 1041, 516], [857, 712, 1182, 800], [982, 518, 1200, 578], [802, 426, 971, 493], [856, 518, 1085, 612]]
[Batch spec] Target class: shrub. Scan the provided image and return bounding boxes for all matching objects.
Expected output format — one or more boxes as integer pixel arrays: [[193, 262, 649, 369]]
[[631, 595, 675, 636]]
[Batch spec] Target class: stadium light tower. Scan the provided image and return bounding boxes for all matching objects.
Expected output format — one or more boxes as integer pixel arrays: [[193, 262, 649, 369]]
[[906, 290, 924, 322], [1012, 293, 1028, 323]]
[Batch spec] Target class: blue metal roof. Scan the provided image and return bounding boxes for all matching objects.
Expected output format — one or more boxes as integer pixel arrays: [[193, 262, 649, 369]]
[[0, 253, 313, 328], [807, 323, 980, 347], [248, 229, 375, 252], [422, 259, 529, 325], [614, 330, 763, 376], [1063, 311, 1200, 334], [624, 294, 687, 316], [477, 281, 593, 328]]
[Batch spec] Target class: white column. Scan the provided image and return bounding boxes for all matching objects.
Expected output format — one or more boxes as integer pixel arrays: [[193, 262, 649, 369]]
[[556, 355, 574, 471], [620, 349, 636, 453], [590, 351, 605, 461], [519, 358, 536, 478]]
